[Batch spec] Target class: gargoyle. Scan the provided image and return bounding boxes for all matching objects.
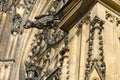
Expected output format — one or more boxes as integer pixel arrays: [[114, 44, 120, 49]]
[[24, 14, 59, 29]]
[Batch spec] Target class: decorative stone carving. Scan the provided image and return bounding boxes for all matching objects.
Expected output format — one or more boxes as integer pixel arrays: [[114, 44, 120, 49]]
[[24, 9, 69, 79], [10, 0, 37, 36], [24, 14, 59, 29], [24, 14, 67, 59], [51, 0, 69, 13], [105, 11, 115, 23], [0, 0, 19, 13], [27, 28, 67, 62], [28, 39, 67, 80], [11, 14, 22, 36], [85, 16, 106, 80], [105, 11, 120, 27], [24, 0, 36, 14], [76, 14, 91, 35], [116, 18, 120, 26], [25, 62, 41, 80], [25, 45, 69, 80]]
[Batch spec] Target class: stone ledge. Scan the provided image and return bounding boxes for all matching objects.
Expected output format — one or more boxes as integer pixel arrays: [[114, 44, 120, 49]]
[[58, 0, 120, 32]]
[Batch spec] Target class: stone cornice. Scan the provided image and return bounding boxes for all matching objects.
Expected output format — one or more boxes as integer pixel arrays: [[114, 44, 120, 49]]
[[58, 0, 96, 31], [100, 0, 120, 16], [58, 0, 120, 32]]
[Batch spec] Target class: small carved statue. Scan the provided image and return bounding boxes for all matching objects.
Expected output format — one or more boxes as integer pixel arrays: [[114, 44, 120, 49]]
[[11, 14, 22, 35]]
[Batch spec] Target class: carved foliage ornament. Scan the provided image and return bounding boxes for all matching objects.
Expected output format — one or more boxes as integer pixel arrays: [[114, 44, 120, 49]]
[[85, 16, 106, 80], [24, 12, 69, 79], [25, 40, 69, 80], [29, 28, 67, 61], [24, 14, 67, 56], [0, 0, 37, 36], [105, 11, 120, 27], [10, 0, 37, 36]]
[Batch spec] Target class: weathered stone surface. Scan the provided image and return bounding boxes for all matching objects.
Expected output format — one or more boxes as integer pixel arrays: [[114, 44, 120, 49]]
[[0, 0, 120, 80]]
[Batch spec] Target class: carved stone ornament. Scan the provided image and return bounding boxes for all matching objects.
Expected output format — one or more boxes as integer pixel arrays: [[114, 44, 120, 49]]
[[24, 14, 60, 29], [51, 0, 69, 13], [24, 13, 67, 52], [85, 16, 106, 80], [0, 0, 37, 36], [25, 43, 69, 80], [24, 10, 69, 79], [0, 0, 19, 13], [23, 0, 35, 14], [116, 18, 120, 26], [9, 0, 37, 36], [105, 11, 115, 23], [105, 11, 120, 27], [11, 14, 22, 36]]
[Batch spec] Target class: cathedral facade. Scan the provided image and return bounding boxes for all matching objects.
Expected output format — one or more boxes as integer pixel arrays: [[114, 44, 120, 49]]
[[0, 0, 120, 80]]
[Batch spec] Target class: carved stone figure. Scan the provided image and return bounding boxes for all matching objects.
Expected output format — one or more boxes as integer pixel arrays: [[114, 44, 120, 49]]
[[24, 14, 59, 29]]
